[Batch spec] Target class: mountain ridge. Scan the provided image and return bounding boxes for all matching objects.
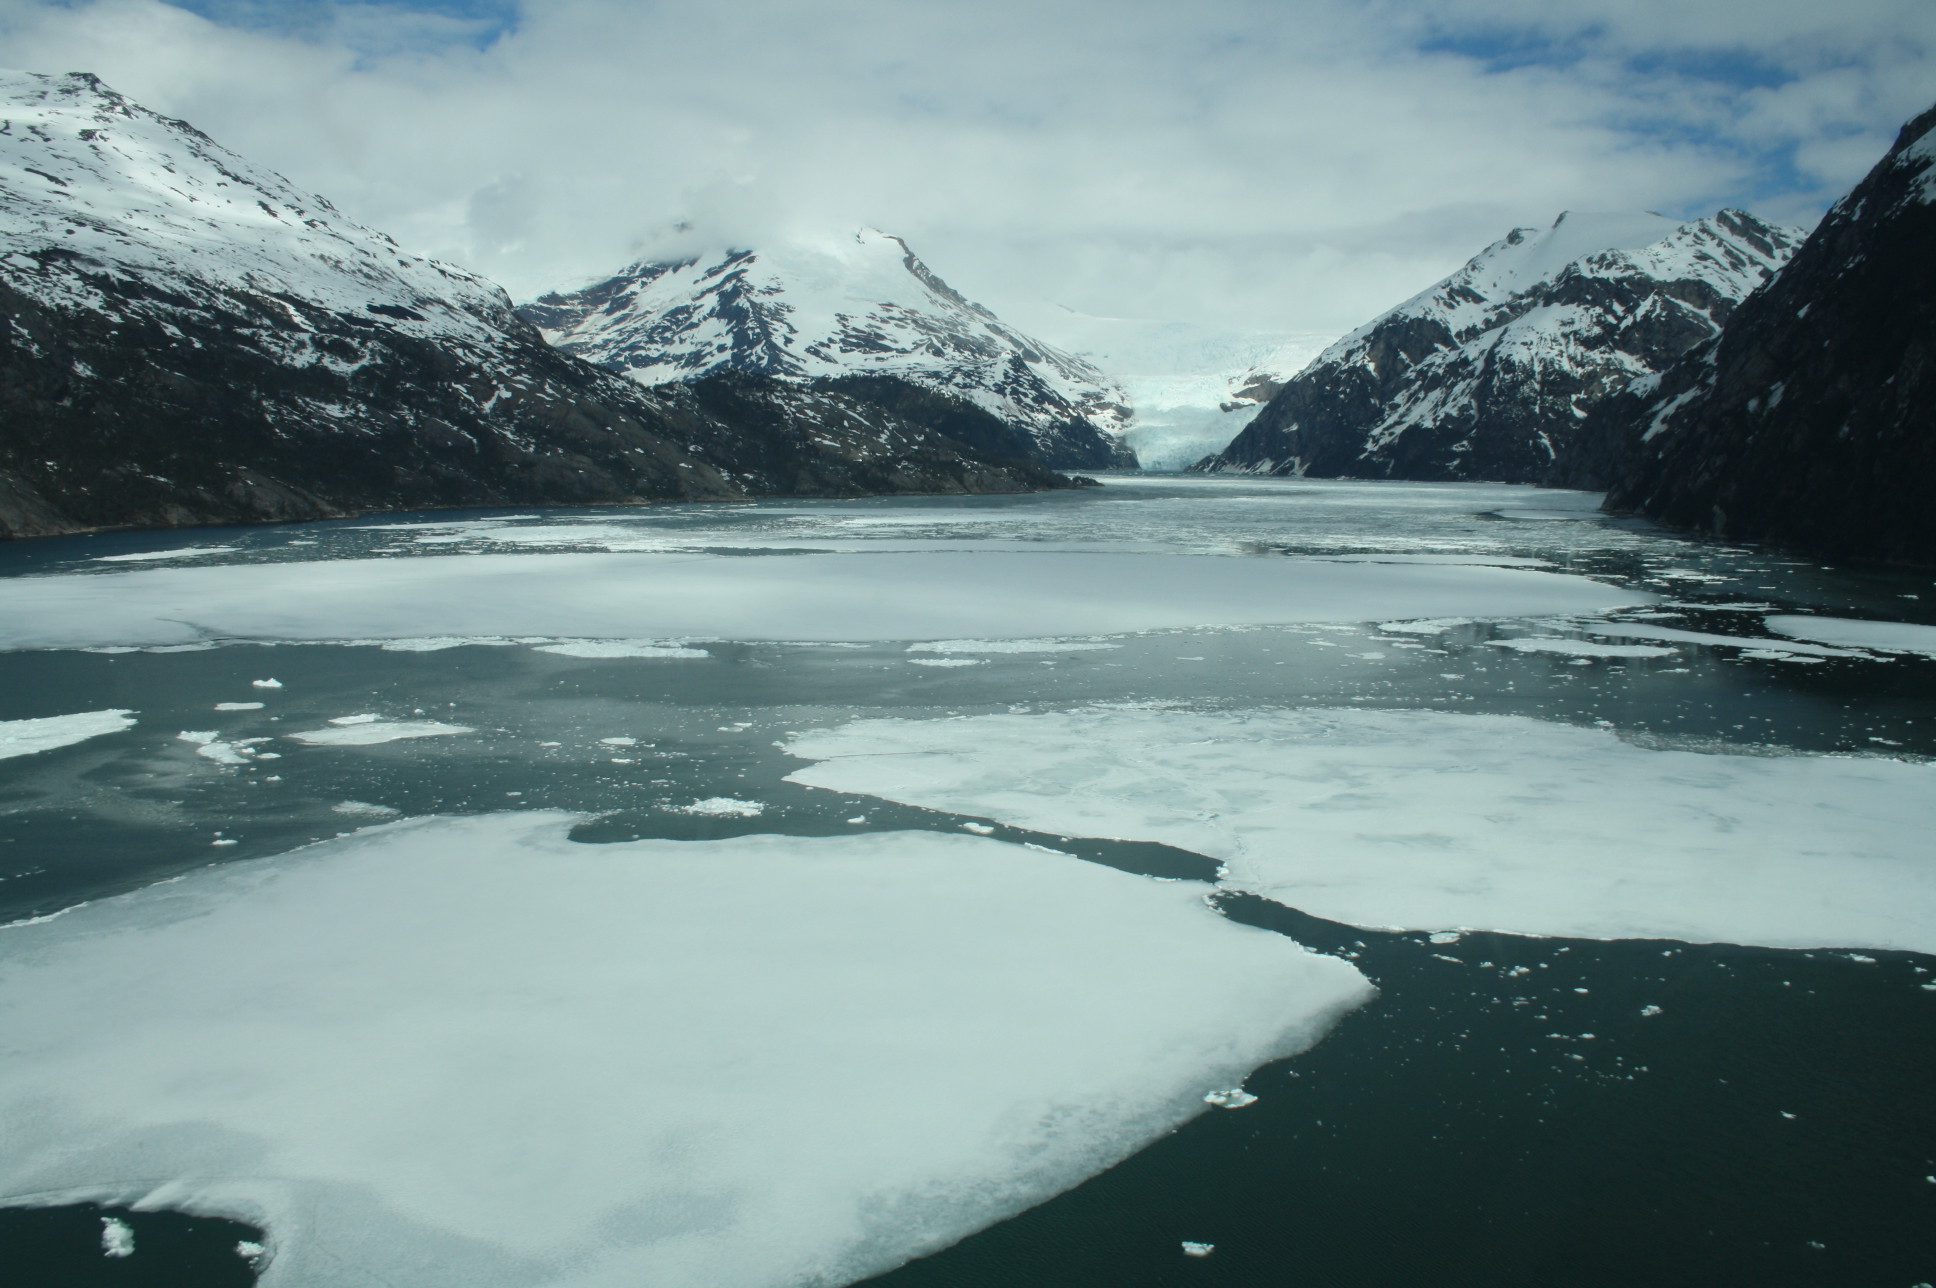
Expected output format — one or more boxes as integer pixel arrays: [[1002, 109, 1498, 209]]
[[519, 231, 1137, 470], [0, 71, 1073, 538], [1572, 101, 1936, 564], [1193, 209, 1802, 483]]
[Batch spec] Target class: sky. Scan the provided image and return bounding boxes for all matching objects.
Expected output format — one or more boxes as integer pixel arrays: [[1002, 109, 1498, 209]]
[[1, 0, 1931, 347]]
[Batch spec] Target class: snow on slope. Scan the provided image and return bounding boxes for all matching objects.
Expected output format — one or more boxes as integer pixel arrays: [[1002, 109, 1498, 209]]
[[0, 71, 1069, 536], [520, 231, 1136, 469], [1200, 210, 1803, 483], [0, 69, 511, 344]]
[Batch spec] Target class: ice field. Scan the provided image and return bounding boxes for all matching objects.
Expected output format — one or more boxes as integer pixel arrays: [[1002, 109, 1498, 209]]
[[1, 474, 1932, 1287]]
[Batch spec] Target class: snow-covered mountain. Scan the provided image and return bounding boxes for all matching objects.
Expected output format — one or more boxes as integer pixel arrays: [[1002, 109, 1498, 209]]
[[1574, 101, 1936, 565], [0, 72, 1070, 537], [1195, 210, 1803, 483], [520, 232, 1137, 470], [1027, 311, 1333, 470]]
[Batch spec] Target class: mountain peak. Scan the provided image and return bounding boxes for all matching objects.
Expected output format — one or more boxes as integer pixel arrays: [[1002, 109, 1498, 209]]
[[520, 232, 1135, 469], [1196, 208, 1805, 483]]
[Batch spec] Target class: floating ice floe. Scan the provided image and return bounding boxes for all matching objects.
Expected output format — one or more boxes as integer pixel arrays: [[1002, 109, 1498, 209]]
[[663, 797, 766, 817], [213, 701, 265, 711], [0, 551, 1648, 650], [286, 721, 473, 747], [908, 658, 984, 668], [332, 801, 402, 819], [784, 707, 1936, 952], [1764, 615, 1936, 658], [1182, 1241, 1216, 1257], [91, 546, 239, 563], [1486, 638, 1678, 658], [909, 639, 1121, 654], [1581, 622, 1876, 659], [1203, 1087, 1259, 1109], [0, 710, 136, 760], [176, 730, 272, 765], [1377, 618, 1476, 635], [0, 815, 1369, 1288], [100, 1216, 134, 1257], [533, 641, 710, 659]]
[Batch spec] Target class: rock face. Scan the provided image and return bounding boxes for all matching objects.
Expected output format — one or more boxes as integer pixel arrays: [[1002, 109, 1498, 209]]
[[1575, 104, 1936, 565], [1195, 210, 1800, 483], [0, 72, 1066, 539], [520, 232, 1137, 470]]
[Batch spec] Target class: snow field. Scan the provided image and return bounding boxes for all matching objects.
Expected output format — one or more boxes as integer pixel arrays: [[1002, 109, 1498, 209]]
[[0, 551, 1648, 650], [0, 815, 1371, 1288], [784, 707, 1936, 952]]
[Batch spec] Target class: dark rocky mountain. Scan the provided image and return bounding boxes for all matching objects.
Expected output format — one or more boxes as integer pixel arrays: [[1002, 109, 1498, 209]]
[[519, 232, 1137, 471], [0, 71, 1069, 539], [1566, 104, 1936, 566], [1193, 210, 1801, 483]]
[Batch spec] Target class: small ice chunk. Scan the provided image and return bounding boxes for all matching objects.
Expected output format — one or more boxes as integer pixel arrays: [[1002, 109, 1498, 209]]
[[329, 714, 383, 726], [287, 722, 473, 746], [333, 802, 402, 819], [1203, 1087, 1258, 1109], [235, 1240, 266, 1265], [1428, 932, 1463, 945], [101, 1216, 134, 1257], [214, 701, 265, 711], [1640, 1005, 1663, 1017], [961, 822, 997, 835], [0, 710, 136, 760], [177, 731, 254, 765], [600, 737, 638, 746], [251, 679, 284, 689], [664, 797, 766, 817], [1181, 1241, 1215, 1257], [908, 658, 984, 668]]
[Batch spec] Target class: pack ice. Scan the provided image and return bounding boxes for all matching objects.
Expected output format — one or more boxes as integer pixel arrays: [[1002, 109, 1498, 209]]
[[0, 814, 1371, 1288], [0, 551, 1645, 650], [785, 708, 1936, 953]]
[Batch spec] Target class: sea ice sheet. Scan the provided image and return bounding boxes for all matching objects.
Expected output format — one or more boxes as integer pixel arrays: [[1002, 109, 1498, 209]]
[[1764, 615, 1936, 658], [0, 551, 1647, 650], [785, 708, 1936, 952], [285, 721, 472, 746], [0, 709, 136, 760], [0, 815, 1370, 1288]]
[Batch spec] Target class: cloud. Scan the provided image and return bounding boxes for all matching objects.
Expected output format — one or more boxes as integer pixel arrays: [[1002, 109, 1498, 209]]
[[1, 0, 1930, 343]]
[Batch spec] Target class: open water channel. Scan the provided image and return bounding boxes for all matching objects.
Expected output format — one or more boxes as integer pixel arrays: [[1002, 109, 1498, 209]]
[[1, 474, 1932, 1287]]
